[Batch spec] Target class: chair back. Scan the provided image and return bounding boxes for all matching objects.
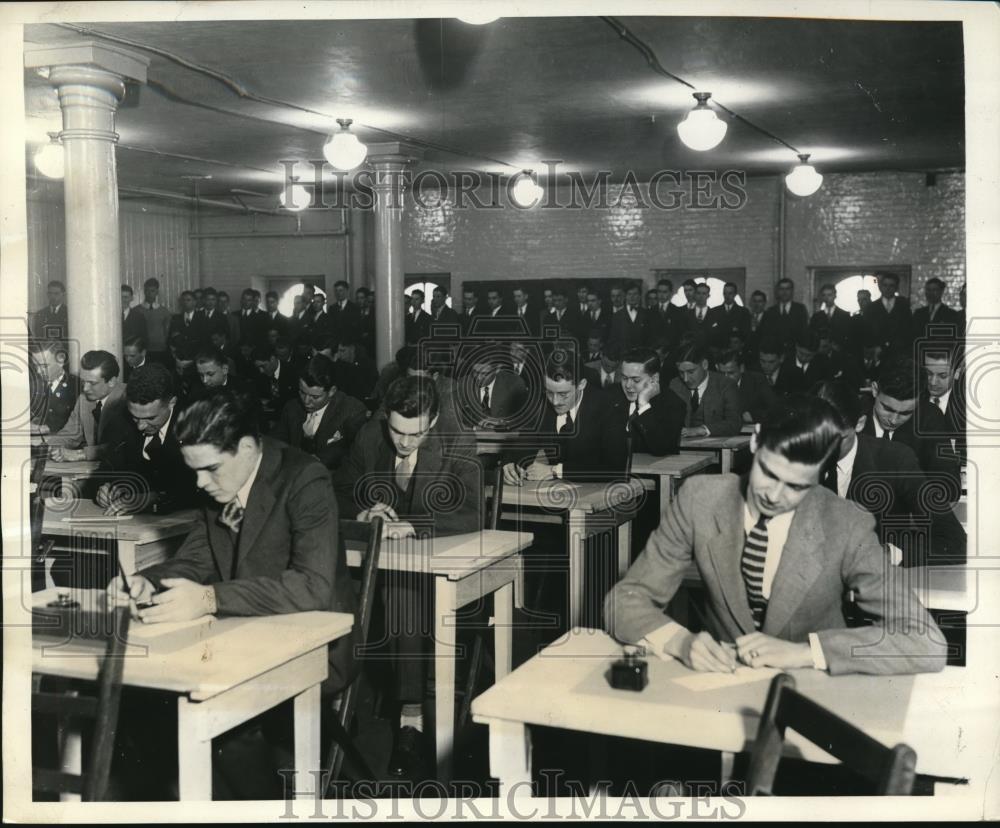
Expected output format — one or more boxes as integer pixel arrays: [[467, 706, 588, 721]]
[[487, 462, 504, 530], [745, 673, 917, 796], [33, 606, 130, 801]]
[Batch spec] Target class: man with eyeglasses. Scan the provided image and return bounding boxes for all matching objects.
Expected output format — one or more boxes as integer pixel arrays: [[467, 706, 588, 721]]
[[333, 376, 481, 780]]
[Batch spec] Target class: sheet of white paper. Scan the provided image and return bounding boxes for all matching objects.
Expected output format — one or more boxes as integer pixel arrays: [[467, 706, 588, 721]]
[[672, 666, 780, 691]]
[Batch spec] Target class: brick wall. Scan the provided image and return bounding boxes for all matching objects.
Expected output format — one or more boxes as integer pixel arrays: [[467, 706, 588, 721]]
[[403, 170, 965, 312]]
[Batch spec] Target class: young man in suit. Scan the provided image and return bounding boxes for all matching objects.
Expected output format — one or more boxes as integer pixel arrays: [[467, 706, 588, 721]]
[[96, 363, 198, 515], [757, 338, 806, 396], [668, 343, 742, 438], [809, 283, 852, 354], [912, 277, 961, 340], [608, 282, 649, 354], [355, 286, 376, 357], [605, 394, 946, 675], [252, 346, 300, 419], [458, 352, 529, 431], [716, 348, 776, 425], [169, 290, 209, 352], [861, 357, 961, 494], [271, 353, 367, 472], [460, 288, 481, 336], [405, 289, 431, 344], [814, 380, 966, 567], [47, 350, 131, 466], [584, 290, 610, 344], [217, 290, 243, 351], [745, 289, 768, 358], [610, 348, 686, 456], [333, 334, 377, 401], [511, 287, 541, 338], [759, 278, 809, 353], [334, 376, 482, 779], [922, 345, 966, 461], [706, 281, 750, 348], [32, 279, 69, 342], [198, 288, 230, 341], [188, 347, 254, 402], [649, 279, 681, 351], [429, 285, 461, 337], [863, 271, 912, 356], [684, 282, 716, 347], [583, 342, 622, 392], [792, 331, 833, 386], [108, 389, 357, 798], [327, 280, 360, 340], [29, 338, 79, 437], [261, 290, 290, 339], [121, 284, 146, 344]]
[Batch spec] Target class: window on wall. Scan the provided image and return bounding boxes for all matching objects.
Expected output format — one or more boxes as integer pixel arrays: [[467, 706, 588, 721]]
[[809, 266, 911, 315], [405, 273, 451, 313], [267, 278, 325, 316], [652, 268, 747, 308]]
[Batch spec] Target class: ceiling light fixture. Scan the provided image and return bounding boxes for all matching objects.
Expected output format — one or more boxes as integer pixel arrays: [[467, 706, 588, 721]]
[[457, 9, 501, 24], [676, 92, 727, 152], [785, 154, 824, 197], [279, 178, 311, 211], [34, 132, 64, 179], [323, 118, 368, 171], [509, 170, 543, 208]]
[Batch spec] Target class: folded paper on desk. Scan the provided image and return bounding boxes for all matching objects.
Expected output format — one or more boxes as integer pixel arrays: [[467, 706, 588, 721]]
[[672, 666, 779, 691], [61, 515, 134, 523]]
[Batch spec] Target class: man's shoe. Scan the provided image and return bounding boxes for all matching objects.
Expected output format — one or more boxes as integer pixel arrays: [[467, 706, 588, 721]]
[[387, 726, 428, 780]]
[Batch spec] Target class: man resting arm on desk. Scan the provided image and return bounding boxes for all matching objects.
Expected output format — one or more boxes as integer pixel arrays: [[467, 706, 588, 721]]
[[107, 389, 356, 685], [604, 395, 946, 676]]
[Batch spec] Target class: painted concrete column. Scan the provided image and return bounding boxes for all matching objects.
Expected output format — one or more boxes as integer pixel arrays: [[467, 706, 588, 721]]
[[25, 42, 148, 358], [366, 142, 422, 368]]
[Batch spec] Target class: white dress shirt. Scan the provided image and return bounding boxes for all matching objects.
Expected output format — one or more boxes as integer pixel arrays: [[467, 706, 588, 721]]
[[480, 378, 496, 409], [235, 449, 265, 509], [835, 436, 859, 499], [303, 403, 329, 438], [550, 394, 585, 479], [626, 306, 638, 322], [142, 405, 175, 460], [931, 388, 951, 414], [872, 418, 894, 440]]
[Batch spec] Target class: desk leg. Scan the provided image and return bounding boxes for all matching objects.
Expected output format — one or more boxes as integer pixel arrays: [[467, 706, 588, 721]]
[[489, 719, 532, 799], [494, 580, 514, 681], [660, 477, 671, 514], [720, 449, 732, 475], [177, 698, 213, 801], [567, 512, 586, 630], [617, 519, 632, 580], [58, 717, 82, 803], [117, 540, 137, 576], [434, 578, 458, 783], [720, 750, 735, 786], [293, 683, 321, 799]]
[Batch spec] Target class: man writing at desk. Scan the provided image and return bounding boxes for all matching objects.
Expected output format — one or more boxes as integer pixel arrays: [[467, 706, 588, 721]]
[[605, 395, 946, 675]]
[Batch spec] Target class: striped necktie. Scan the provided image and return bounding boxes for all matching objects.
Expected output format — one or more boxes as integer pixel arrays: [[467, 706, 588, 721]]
[[741, 514, 770, 630]]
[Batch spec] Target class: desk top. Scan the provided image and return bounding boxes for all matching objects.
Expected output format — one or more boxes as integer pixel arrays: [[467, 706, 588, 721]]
[[472, 628, 977, 780], [42, 498, 198, 543], [680, 435, 752, 450], [630, 452, 714, 477], [345, 528, 532, 579], [491, 478, 645, 515], [31, 589, 353, 701], [43, 460, 101, 478]]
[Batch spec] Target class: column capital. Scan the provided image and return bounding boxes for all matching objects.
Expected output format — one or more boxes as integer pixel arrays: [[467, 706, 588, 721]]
[[366, 142, 424, 168], [25, 40, 149, 85]]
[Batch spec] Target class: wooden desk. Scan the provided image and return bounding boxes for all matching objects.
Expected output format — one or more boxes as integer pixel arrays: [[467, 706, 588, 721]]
[[475, 430, 521, 456], [32, 588, 353, 801], [345, 529, 532, 782], [630, 452, 714, 513], [41, 498, 197, 575], [679, 435, 752, 474], [491, 478, 645, 630], [472, 628, 977, 795]]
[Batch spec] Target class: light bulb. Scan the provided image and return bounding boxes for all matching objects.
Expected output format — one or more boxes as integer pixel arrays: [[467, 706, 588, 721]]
[[677, 92, 727, 152], [509, 171, 543, 208], [457, 9, 500, 24], [34, 140, 64, 179], [323, 119, 368, 171], [785, 154, 823, 197], [279, 183, 311, 211]]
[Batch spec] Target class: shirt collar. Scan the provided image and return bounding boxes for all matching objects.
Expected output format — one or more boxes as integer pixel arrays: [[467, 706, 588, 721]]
[[395, 449, 418, 469], [838, 435, 859, 478], [236, 448, 265, 509], [696, 374, 709, 398], [482, 377, 497, 399], [935, 388, 952, 410], [556, 390, 585, 426], [743, 501, 794, 535], [872, 417, 890, 438]]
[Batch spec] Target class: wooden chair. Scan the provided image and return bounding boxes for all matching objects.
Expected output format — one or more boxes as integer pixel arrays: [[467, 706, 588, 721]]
[[745, 673, 917, 796], [322, 516, 383, 788], [32, 606, 131, 801], [456, 463, 505, 731], [29, 447, 54, 593]]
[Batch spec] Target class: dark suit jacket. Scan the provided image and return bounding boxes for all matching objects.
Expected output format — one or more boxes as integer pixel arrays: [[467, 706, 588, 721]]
[[911, 304, 962, 341], [794, 354, 834, 386], [606, 386, 685, 456], [706, 304, 751, 347], [328, 301, 361, 341], [196, 308, 230, 341], [271, 391, 368, 471], [848, 434, 966, 565], [760, 302, 809, 351], [122, 306, 147, 343], [236, 309, 268, 347], [169, 312, 209, 351], [429, 305, 462, 339], [684, 307, 718, 347], [605, 474, 946, 675], [32, 304, 69, 341], [333, 419, 482, 536], [224, 311, 242, 349], [405, 309, 431, 345], [356, 307, 376, 357], [608, 307, 650, 353], [260, 311, 290, 339], [141, 437, 356, 692], [763, 362, 806, 396], [254, 363, 300, 412], [456, 370, 529, 431], [460, 308, 482, 337], [736, 370, 777, 423], [35, 370, 80, 434], [503, 384, 627, 482], [864, 297, 912, 355], [809, 307, 852, 351], [334, 355, 377, 401], [113, 405, 199, 512], [668, 371, 742, 436]]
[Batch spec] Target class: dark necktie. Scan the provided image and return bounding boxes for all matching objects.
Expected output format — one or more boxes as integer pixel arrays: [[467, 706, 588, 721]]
[[782, 305, 788, 317], [482, 385, 491, 414], [627, 402, 638, 433], [93, 400, 103, 433], [395, 456, 413, 490], [690, 388, 700, 411], [220, 498, 244, 534], [144, 432, 163, 462], [882, 429, 894, 441], [741, 514, 770, 630], [560, 411, 574, 436]]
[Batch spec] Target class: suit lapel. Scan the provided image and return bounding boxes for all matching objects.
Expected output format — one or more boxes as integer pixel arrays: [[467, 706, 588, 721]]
[[235, 441, 280, 563], [763, 492, 826, 637], [316, 392, 344, 446], [705, 489, 756, 635], [411, 435, 443, 514]]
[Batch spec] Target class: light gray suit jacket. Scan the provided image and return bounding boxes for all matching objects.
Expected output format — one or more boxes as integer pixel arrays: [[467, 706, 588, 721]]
[[604, 474, 946, 675]]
